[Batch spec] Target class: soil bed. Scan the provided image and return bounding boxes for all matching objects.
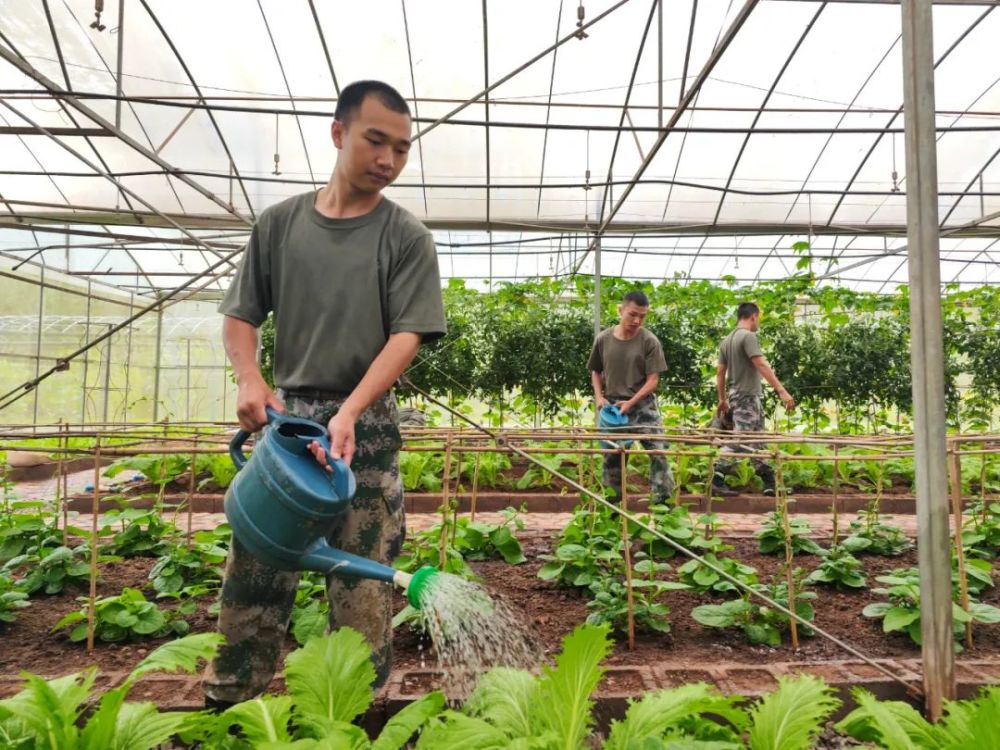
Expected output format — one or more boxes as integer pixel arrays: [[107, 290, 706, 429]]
[[3, 529, 1000, 703]]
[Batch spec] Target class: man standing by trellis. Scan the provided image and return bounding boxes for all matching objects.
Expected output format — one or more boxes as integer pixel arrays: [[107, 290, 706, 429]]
[[203, 80, 446, 708], [713, 302, 795, 496], [588, 290, 675, 504]]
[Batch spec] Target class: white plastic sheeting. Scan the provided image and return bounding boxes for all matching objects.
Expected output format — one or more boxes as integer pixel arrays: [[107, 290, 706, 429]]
[[0, 0, 998, 293]]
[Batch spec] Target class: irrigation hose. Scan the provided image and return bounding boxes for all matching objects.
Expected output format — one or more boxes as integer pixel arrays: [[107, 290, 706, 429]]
[[399, 375, 925, 698]]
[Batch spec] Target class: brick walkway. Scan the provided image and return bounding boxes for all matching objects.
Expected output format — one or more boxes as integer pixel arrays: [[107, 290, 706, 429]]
[[9, 468, 932, 537]]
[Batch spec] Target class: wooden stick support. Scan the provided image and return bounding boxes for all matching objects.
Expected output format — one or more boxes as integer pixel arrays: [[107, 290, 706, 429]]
[[620, 448, 635, 650], [470, 450, 482, 523], [776, 455, 799, 650], [949, 448, 972, 650], [187, 437, 197, 546], [87, 438, 101, 653]]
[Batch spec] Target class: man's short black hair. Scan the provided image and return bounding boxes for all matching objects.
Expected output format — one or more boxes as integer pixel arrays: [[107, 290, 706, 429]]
[[622, 290, 649, 307], [334, 81, 410, 125], [737, 302, 760, 320]]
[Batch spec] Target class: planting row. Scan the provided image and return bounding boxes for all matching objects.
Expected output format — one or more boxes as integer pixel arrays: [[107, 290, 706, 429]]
[[2, 622, 999, 749]]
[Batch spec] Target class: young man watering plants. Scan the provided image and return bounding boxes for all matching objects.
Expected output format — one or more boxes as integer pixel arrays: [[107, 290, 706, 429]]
[[588, 290, 675, 504], [713, 302, 795, 496], [204, 80, 446, 707]]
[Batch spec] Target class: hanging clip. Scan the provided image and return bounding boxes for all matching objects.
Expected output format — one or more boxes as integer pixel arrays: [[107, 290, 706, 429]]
[[575, 2, 589, 39], [90, 0, 106, 31]]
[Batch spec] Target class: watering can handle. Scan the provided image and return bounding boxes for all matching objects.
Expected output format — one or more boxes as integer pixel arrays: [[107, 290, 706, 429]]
[[229, 406, 284, 470]]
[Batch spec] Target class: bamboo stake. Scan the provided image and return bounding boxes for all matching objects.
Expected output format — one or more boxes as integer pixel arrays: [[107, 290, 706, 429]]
[[776, 455, 799, 650], [705, 452, 717, 537], [470, 451, 482, 523], [55, 418, 65, 544], [949, 448, 973, 650], [87, 438, 101, 653], [620, 448, 635, 650], [832, 445, 840, 546], [187, 436, 197, 546], [439, 436, 453, 569]]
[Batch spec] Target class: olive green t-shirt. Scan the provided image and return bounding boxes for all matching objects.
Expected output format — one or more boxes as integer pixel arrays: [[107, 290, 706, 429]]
[[719, 328, 764, 397], [219, 192, 446, 393], [587, 327, 667, 399]]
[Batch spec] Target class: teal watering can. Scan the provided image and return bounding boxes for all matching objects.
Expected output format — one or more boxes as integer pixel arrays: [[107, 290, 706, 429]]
[[597, 404, 634, 450], [225, 407, 436, 608]]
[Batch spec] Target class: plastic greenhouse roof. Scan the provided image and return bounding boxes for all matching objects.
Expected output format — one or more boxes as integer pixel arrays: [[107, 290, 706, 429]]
[[0, 0, 999, 297]]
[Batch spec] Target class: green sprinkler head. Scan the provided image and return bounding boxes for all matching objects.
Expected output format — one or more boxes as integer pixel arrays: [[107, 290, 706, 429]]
[[405, 565, 439, 609]]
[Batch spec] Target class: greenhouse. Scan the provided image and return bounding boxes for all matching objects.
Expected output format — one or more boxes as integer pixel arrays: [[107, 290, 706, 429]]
[[1, 0, 999, 747]]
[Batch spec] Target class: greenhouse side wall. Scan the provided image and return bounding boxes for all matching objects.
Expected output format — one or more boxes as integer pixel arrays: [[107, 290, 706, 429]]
[[0, 259, 230, 426]]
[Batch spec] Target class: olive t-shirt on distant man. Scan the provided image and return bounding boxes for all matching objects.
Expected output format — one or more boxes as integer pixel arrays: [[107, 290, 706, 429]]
[[719, 328, 763, 397], [219, 192, 447, 393], [587, 327, 667, 399]]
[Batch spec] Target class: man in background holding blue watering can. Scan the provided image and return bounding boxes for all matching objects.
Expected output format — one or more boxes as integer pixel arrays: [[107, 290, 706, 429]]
[[203, 80, 446, 707], [587, 290, 675, 505]]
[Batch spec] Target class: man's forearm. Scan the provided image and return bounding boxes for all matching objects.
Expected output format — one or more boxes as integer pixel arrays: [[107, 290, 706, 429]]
[[755, 360, 788, 396], [223, 316, 264, 385], [591, 371, 604, 400], [629, 375, 659, 403], [716, 366, 727, 404], [341, 332, 422, 419]]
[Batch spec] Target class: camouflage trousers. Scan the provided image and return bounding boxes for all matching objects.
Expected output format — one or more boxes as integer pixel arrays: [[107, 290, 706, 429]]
[[716, 391, 774, 483], [203, 390, 405, 704], [602, 395, 675, 504]]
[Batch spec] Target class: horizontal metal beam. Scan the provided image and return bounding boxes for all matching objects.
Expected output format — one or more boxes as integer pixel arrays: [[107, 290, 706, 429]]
[[8, 211, 1000, 238], [0, 126, 110, 136]]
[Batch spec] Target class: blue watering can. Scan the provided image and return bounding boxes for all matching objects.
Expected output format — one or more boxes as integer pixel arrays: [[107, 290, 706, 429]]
[[224, 407, 435, 607], [597, 404, 634, 450]]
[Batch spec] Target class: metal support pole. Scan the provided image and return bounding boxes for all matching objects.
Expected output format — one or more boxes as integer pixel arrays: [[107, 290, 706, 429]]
[[185, 338, 192, 422], [33, 265, 44, 427], [901, 0, 954, 719], [115, 0, 125, 129], [152, 303, 163, 421], [593, 235, 602, 336], [102, 323, 113, 423], [80, 280, 92, 423]]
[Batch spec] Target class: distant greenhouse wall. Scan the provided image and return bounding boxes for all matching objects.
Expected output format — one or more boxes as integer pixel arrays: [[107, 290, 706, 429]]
[[0, 258, 229, 425]]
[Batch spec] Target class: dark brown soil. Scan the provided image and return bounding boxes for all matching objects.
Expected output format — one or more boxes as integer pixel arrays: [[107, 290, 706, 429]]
[[3, 529, 1000, 704]]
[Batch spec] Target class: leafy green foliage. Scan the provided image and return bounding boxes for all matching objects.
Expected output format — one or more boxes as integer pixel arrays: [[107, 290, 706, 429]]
[[98, 506, 178, 558], [395, 505, 526, 582], [692, 573, 817, 646], [677, 553, 759, 595], [605, 682, 748, 750], [289, 572, 329, 646], [586, 561, 688, 635], [399, 450, 445, 492], [206, 628, 444, 749], [104, 454, 192, 488], [147, 532, 227, 596], [0, 504, 67, 563], [0, 632, 222, 750], [842, 514, 912, 557], [756, 511, 824, 556], [421, 623, 613, 750], [51, 587, 191, 643], [0, 571, 29, 623], [862, 569, 1000, 651], [538, 506, 624, 589], [4, 545, 93, 595], [747, 674, 840, 750], [804, 545, 867, 589]]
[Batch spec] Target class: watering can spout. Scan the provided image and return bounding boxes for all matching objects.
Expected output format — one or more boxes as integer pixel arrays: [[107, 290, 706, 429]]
[[299, 539, 437, 610]]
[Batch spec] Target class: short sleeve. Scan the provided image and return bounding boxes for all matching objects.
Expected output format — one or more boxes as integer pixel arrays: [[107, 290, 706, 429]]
[[218, 222, 271, 327], [387, 232, 447, 342], [586, 336, 603, 372], [645, 335, 667, 374], [742, 331, 764, 359]]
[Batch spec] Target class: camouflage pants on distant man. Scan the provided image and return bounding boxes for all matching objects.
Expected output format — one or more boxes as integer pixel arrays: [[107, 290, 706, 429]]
[[602, 394, 675, 504], [203, 390, 405, 704], [715, 391, 775, 491]]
